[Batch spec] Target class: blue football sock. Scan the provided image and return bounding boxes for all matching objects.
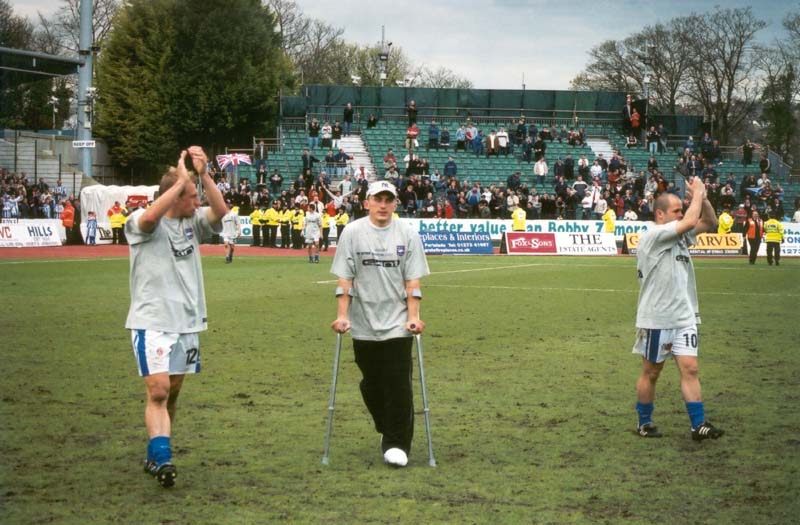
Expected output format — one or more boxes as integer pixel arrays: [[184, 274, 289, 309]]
[[636, 402, 654, 428], [149, 436, 171, 465], [686, 401, 705, 429]]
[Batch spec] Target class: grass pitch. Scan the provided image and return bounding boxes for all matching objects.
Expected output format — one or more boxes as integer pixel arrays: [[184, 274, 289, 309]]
[[1, 253, 798, 524]]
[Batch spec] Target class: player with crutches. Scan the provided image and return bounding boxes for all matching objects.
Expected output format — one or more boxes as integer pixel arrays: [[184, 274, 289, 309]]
[[326, 181, 434, 468]]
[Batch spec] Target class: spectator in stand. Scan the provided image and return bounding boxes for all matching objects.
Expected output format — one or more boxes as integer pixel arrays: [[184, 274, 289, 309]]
[[759, 154, 771, 175], [366, 114, 378, 129], [455, 125, 467, 151], [443, 156, 458, 179], [533, 135, 547, 162], [515, 117, 527, 146], [687, 155, 701, 178], [497, 127, 510, 156], [534, 157, 549, 186], [321, 121, 333, 149], [522, 137, 533, 163], [465, 122, 478, 152], [539, 126, 554, 142], [684, 136, 695, 153], [557, 126, 568, 144], [630, 108, 641, 135], [427, 120, 440, 151], [343, 102, 354, 137], [331, 121, 343, 150], [308, 118, 321, 150], [707, 140, 722, 165], [757, 172, 771, 189], [406, 122, 420, 150], [269, 170, 283, 195], [622, 94, 634, 134], [553, 158, 565, 180], [473, 130, 485, 156], [647, 155, 658, 173], [507, 172, 521, 192], [657, 124, 669, 153], [739, 139, 757, 166], [646, 126, 660, 155], [301, 148, 319, 175], [590, 160, 603, 181], [335, 149, 351, 178], [405, 100, 418, 126], [440, 127, 450, 150], [699, 132, 713, 158], [485, 130, 499, 157], [383, 148, 398, 175], [626, 135, 638, 148]]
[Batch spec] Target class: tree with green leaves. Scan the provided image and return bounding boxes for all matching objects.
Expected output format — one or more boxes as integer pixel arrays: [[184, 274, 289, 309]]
[[96, 0, 293, 179]]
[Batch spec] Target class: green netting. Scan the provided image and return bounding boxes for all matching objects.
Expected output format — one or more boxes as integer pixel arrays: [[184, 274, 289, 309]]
[[294, 86, 694, 130]]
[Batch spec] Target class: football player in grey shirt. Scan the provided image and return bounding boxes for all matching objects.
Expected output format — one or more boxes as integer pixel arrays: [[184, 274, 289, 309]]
[[125, 147, 226, 487], [331, 181, 430, 467], [632, 176, 724, 441]]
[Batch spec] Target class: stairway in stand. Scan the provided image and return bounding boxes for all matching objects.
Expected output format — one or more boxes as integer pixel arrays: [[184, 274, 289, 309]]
[[338, 134, 377, 183], [586, 137, 616, 161]]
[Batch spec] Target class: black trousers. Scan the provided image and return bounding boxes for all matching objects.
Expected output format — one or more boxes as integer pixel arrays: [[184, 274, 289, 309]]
[[251, 224, 261, 246], [111, 227, 122, 244], [257, 225, 267, 247], [766, 242, 780, 265], [748, 238, 761, 264], [265, 225, 278, 247], [353, 337, 414, 454], [280, 224, 290, 248], [321, 227, 330, 250]]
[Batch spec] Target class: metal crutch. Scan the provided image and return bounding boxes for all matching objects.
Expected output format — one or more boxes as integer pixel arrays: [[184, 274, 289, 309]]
[[321, 333, 343, 466], [415, 333, 437, 467]]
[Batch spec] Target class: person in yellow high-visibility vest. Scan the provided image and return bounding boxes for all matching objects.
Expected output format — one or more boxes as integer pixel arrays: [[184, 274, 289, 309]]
[[717, 207, 734, 235], [249, 206, 263, 247], [764, 211, 784, 266], [291, 206, 305, 249], [334, 207, 349, 242], [263, 200, 281, 248], [321, 210, 332, 251]]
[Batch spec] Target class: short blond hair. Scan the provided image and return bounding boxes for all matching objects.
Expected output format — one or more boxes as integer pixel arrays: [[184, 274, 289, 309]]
[[158, 167, 196, 196]]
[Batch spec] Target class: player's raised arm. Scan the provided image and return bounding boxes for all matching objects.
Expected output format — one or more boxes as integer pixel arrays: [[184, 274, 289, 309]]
[[675, 176, 706, 235], [138, 151, 193, 233], [189, 146, 226, 226]]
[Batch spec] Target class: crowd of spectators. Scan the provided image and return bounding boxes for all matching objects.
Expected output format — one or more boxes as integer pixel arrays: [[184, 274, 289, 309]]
[[294, 103, 797, 225], [1, 168, 75, 220]]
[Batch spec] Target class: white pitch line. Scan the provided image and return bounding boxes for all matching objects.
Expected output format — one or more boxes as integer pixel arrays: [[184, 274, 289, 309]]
[[0, 257, 125, 265], [426, 283, 799, 297]]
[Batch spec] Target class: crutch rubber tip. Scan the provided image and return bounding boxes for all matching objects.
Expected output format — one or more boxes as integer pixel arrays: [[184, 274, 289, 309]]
[[322, 457, 329, 466], [429, 459, 437, 467]]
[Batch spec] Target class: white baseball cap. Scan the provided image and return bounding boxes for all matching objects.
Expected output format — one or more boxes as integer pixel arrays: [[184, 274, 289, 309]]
[[367, 181, 398, 198]]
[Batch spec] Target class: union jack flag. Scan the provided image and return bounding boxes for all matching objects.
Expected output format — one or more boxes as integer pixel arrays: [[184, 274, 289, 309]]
[[216, 153, 252, 170]]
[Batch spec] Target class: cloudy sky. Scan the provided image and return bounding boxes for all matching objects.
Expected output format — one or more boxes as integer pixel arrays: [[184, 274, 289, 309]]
[[12, 0, 797, 90]]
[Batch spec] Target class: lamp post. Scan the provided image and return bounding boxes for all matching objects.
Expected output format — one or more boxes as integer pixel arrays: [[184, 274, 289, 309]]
[[49, 96, 58, 130], [642, 74, 651, 144]]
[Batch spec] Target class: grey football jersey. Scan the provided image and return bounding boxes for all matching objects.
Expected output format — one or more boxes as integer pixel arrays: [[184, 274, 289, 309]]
[[635, 221, 700, 329], [331, 217, 430, 341], [125, 207, 221, 333]]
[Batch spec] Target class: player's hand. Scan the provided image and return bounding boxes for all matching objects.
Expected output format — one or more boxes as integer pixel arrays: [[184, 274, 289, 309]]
[[187, 146, 209, 175], [406, 319, 425, 334], [176, 150, 193, 187], [331, 318, 350, 333]]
